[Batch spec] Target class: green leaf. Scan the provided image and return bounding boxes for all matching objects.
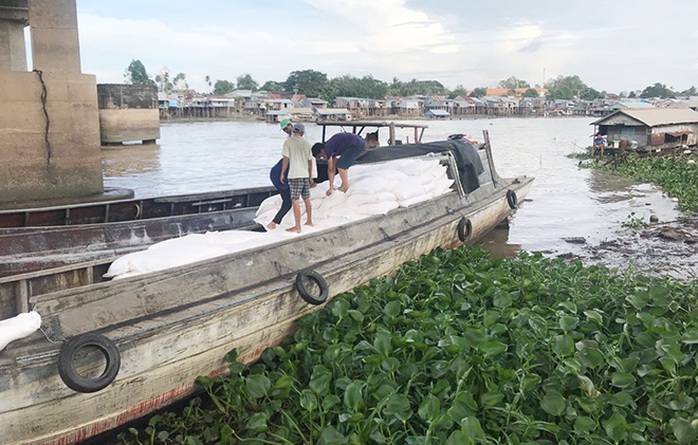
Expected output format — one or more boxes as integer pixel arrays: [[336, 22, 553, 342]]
[[383, 300, 402, 318], [330, 299, 351, 318], [322, 394, 341, 412], [319, 425, 349, 445], [584, 310, 603, 325], [300, 389, 318, 411], [603, 411, 627, 443], [574, 416, 596, 434], [246, 412, 268, 432], [577, 375, 600, 398], [418, 393, 440, 422], [479, 340, 507, 357], [493, 292, 512, 308], [343, 380, 364, 412], [541, 391, 566, 416], [559, 315, 579, 333], [374, 331, 393, 356], [626, 292, 649, 310], [528, 314, 548, 337], [460, 417, 485, 441], [245, 374, 271, 399], [578, 348, 605, 368], [611, 372, 636, 388], [310, 365, 332, 395], [447, 391, 477, 422], [384, 393, 412, 422], [672, 418, 698, 444], [480, 391, 504, 409], [681, 327, 698, 345], [552, 334, 575, 357]]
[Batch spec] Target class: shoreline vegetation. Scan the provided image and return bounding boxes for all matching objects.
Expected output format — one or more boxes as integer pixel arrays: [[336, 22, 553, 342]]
[[572, 152, 698, 214], [118, 246, 698, 445]]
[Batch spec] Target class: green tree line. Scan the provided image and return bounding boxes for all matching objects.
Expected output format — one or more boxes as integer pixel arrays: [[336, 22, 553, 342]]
[[123, 59, 697, 103]]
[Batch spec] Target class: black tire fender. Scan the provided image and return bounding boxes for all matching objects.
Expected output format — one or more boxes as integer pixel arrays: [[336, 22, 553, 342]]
[[506, 189, 518, 209], [295, 270, 329, 305], [58, 333, 121, 393], [457, 217, 472, 242]]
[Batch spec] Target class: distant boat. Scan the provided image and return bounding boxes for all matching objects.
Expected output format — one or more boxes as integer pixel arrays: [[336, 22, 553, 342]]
[[0, 125, 533, 445]]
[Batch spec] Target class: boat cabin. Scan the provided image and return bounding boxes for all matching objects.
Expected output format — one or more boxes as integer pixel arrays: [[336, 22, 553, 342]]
[[316, 121, 427, 147]]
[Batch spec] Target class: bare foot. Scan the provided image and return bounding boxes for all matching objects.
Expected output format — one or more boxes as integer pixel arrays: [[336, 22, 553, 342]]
[[305, 221, 314, 226], [266, 222, 277, 230], [286, 227, 301, 233], [326, 188, 333, 196], [338, 185, 348, 192]]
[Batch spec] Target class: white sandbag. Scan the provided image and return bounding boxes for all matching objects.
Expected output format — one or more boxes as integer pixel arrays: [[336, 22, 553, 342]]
[[399, 194, 433, 207], [393, 182, 427, 201], [0, 311, 42, 352], [348, 177, 398, 195], [425, 178, 455, 196], [256, 194, 282, 216], [357, 201, 400, 215], [399, 159, 437, 176]]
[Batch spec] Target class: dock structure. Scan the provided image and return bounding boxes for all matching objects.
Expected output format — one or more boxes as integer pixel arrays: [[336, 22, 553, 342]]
[[98, 84, 160, 146], [0, 0, 104, 204]]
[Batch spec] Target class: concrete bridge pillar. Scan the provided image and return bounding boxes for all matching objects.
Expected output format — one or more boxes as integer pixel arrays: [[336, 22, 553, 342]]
[[0, 0, 28, 71], [0, 0, 104, 206]]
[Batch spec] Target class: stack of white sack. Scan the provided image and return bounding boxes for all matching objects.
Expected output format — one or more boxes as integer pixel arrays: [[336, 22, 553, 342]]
[[0, 311, 42, 352], [104, 157, 453, 280]]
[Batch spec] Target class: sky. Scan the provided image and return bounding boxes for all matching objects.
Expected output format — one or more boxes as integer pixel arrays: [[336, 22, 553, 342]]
[[72, 0, 698, 95]]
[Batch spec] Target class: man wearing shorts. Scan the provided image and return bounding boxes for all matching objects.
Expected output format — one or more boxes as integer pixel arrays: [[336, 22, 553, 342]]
[[320, 132, 366, 195], [281, 123, 314, 233]]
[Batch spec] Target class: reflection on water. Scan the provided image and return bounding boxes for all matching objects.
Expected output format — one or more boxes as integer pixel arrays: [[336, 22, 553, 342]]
[[475, 224, 522, 260], [100, 117, 695, 277]]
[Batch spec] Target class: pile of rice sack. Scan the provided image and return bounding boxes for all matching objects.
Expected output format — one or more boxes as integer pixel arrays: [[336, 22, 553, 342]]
[[104, 157, 453, 279]]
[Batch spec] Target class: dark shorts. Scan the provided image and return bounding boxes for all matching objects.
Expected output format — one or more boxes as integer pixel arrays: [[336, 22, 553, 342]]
[[336, 139, 366, 170], [289, 178, 310, 200]]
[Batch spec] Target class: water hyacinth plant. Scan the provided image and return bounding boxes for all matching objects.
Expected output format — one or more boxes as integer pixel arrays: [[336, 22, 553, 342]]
[[120, 246, 698, 445]]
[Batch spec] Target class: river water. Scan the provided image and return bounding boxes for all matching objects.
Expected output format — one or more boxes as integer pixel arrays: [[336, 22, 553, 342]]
[[101, 117, 695, 279]]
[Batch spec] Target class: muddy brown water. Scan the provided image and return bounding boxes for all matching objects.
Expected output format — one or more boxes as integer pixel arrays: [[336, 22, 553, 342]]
[[102, 117, 698, 281]]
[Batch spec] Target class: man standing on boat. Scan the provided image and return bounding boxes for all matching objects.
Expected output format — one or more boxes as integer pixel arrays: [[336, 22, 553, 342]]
[[281, 123, 314, 233], [280, 118, 293, 137], [320, 132, 366, 194], [266, 159, 291, 230]]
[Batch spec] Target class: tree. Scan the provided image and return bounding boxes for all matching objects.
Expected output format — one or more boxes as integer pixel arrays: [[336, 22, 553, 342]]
[[322, 74, 388, 102], [388, 78, 446, 96], [544, 75, 594, 100], [236, 74, 259, 91], [260, 80, 284, 92], [681, 86, 698, 96], [123, 59, 155, 86], [469, 87, 487, 98], [640, 82, 675, 99], [213, 80, 235, 95], [498, 76, 530, 92], [285, 69, 328, 97], [155, 67, 175, 93], [447, 85, 468, 99], [522, 88, 539, 98], [173, 72, 187, 91], [205, 75, 212, 92]]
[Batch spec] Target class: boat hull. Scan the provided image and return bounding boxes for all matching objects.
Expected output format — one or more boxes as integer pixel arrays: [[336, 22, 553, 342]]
[[0, 175, 533, 445]]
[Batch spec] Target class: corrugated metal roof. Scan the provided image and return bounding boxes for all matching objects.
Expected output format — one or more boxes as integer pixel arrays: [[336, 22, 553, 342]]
[[591, 108, 698, 126]]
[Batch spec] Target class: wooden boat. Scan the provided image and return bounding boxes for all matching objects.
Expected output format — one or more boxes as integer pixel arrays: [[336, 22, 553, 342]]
[[0, 133, 533, 445], [0, 187, 277, 277]]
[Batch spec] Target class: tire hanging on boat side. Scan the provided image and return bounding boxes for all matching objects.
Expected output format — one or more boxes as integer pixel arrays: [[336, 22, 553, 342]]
[[58, 333, 121, 393], [457, 217, 472, 242], [295, 270, 329, 305], [506, 189, 518, 209]]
